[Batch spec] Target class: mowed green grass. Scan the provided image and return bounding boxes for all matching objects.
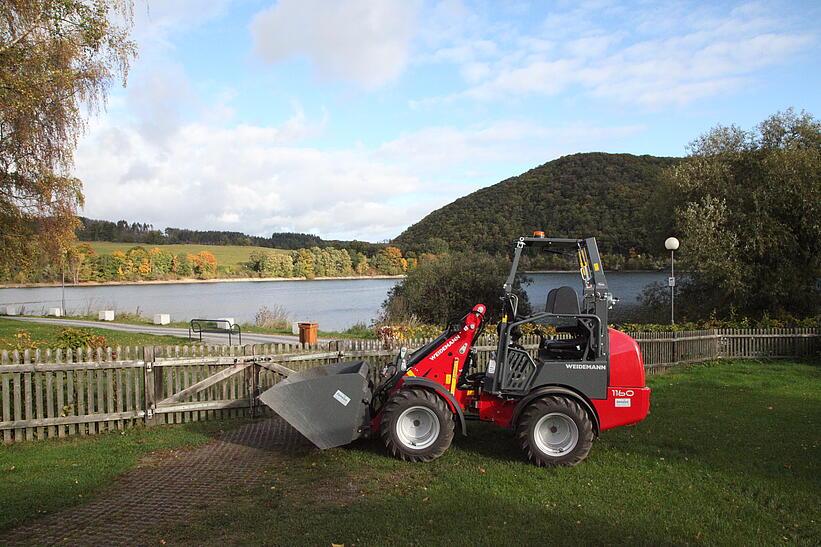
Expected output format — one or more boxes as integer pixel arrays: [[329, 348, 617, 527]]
[[86, 242, 289, 269], [1, 360, 818, 544], [0, 420, 246, 531], [0, 318, 188, 351], [160, 360, 821, 546]]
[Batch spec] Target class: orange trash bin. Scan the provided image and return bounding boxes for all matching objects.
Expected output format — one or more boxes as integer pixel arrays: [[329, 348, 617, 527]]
[[298, 322, 318, 345]]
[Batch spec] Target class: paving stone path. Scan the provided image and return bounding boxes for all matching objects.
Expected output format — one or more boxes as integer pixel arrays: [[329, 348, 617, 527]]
[[6, 418, 311, 546]]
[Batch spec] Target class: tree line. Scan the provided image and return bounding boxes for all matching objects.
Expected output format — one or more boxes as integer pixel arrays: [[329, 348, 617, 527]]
[[12, 244, 424, 284], [246, 246, 417, 278], [76, 218, 386, 254]]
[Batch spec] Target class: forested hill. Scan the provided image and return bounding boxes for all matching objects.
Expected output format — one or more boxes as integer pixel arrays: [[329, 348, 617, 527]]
[[393, 153, 680, 262]]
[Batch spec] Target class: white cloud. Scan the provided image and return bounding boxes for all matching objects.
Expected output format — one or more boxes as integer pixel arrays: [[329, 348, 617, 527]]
[[126, 62, 192, 143], [417, 1, 816, 107], [377, 120, 643, 176], [74, 113, 643, 241], [250, 0, 421, 88], [74, 109, 423, 240]]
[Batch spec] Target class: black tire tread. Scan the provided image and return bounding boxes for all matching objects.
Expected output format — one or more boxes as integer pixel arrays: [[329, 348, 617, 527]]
[[516, 396, 594, 467], [380, 387, 455, 463]]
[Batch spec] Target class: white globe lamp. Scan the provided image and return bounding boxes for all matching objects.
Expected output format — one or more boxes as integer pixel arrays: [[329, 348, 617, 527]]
[[664, 237, 679, 324]]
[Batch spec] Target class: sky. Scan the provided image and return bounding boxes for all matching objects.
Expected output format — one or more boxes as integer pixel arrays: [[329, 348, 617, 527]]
[[73, 0, 821, 242]]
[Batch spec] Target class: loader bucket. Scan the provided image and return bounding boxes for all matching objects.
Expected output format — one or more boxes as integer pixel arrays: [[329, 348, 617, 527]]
[[258, 360, 371, 449]]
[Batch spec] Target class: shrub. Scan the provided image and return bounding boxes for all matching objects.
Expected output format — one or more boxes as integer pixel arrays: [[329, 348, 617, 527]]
[[382, 251, 531, 324], [376, 322, 443, 343], [55, 328, 107, 350], [150, 247, 174, 276], [616, 314, 820, 332], [255, 305, 291, 330], [2, 330, 40, 352], [172, 253, 193, 276], [189, 251, 217, 279], [342, 322, 377, 339]]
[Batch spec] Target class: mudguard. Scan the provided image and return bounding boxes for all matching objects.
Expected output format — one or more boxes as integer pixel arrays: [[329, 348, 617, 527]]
[[510, 385, 600, 434]]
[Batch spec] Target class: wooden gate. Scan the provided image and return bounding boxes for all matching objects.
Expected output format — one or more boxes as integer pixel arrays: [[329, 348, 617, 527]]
[[144, 349, 353, 424]]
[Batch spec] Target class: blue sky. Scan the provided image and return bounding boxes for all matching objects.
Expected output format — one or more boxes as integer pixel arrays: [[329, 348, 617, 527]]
[[74, 0, 820, 241]]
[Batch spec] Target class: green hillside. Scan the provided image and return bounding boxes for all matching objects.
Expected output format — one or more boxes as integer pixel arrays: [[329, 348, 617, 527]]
[[394, 153, 680, 260]]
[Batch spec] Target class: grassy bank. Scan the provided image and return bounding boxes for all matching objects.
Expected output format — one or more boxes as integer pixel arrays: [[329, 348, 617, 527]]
[[0, 420, 243, 531], [162, 359, 820, 545], [0, 318, 188, 351]]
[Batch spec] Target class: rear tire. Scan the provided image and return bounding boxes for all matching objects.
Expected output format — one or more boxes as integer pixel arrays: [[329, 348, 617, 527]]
[[517, 396, 594, 467], [380, 388, 455, 462]]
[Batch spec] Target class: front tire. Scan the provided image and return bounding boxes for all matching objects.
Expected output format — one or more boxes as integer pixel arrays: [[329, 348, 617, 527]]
[[517, 396, 594, 467], [380, 388, 455, 462]]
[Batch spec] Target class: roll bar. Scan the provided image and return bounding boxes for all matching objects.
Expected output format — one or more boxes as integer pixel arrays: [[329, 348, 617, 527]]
[[503, 236, 608, 296], [501, 236, 613, 357]]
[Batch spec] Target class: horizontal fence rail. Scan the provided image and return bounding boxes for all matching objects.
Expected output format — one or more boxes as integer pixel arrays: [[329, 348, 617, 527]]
[[0, 328, 816, 443]]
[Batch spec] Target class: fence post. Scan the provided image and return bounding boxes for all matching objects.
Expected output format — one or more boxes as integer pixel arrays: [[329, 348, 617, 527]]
[[710, 329, 715, 359], [143, 346, 158, 426], [672, 331, 678, 364], [246, 345, 258, 418]]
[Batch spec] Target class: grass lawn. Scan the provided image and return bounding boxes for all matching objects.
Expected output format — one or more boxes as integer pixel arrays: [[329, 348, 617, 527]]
[[86, 241, 289, 269], [2, 360, 818, 545], [0, 420, 244, 531], [162, 359, 821, 546], [0, 318, 189, 351]]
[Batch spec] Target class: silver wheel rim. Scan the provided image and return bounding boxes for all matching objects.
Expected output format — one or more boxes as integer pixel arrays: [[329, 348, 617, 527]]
[[396, 406, 440, 450], [534, 413, 579, 456]]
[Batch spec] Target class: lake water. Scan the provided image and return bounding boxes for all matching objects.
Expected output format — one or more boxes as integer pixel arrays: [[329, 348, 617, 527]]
[[0, 272, 666, 330]]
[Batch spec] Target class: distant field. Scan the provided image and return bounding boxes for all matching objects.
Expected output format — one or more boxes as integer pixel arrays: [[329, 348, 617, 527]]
[[85, 242, 288, 268]]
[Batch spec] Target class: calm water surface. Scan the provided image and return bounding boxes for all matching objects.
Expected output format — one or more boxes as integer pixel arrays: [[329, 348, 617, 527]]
[[0, 272, 666, 330]]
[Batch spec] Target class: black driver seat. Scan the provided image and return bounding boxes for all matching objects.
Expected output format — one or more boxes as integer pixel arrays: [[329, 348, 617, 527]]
[[538, 286, 589, 360]]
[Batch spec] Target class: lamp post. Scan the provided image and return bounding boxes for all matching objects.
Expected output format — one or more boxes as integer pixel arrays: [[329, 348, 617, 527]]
[[664, 237, 679, 324]]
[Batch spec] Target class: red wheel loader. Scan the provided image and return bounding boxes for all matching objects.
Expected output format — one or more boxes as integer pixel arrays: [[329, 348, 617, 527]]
[[259, 236, 650, 466]]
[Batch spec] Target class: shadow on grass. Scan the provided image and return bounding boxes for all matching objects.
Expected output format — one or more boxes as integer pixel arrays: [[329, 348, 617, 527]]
[[340, 418, 525, 464]]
